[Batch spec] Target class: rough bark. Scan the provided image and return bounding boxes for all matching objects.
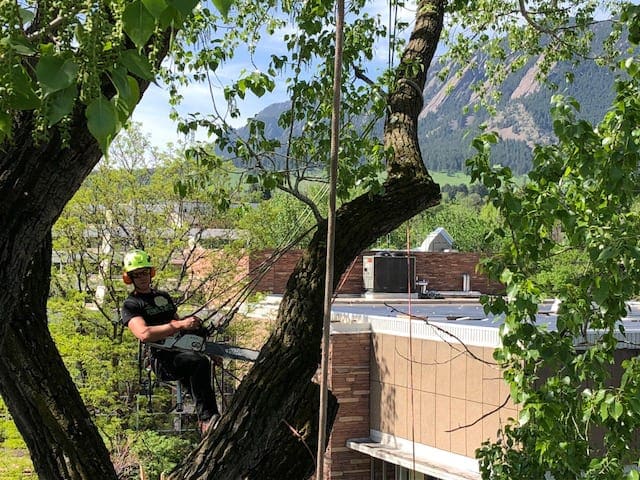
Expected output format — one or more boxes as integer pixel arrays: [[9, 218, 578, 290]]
[[0, 231, 117, 479], [168, 1, 445, 478], [0, 112, 120, 479], [0, 31, 168, 480]]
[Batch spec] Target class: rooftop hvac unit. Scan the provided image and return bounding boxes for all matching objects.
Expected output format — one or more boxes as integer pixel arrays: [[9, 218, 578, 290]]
[[362, 253, 416, 293]]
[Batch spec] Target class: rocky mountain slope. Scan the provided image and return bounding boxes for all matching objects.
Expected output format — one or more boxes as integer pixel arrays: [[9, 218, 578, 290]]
[[236, 22, 621, 175]]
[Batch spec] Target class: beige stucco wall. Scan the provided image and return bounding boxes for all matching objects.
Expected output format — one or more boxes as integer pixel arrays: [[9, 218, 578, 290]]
[[370, 332, 518, 458]]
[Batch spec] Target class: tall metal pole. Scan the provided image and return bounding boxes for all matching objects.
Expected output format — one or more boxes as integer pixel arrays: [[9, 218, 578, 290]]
[[316, 0, 344, 477]]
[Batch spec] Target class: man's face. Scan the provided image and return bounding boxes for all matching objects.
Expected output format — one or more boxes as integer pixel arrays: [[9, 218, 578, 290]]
[[129, 268, 152, 291]]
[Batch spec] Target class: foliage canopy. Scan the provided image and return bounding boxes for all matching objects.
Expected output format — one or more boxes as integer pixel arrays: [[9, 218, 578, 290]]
[[469, 5, 640, 478]]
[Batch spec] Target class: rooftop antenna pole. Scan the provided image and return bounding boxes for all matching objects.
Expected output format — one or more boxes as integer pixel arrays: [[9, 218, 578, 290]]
[[316, 0, 344, 477]]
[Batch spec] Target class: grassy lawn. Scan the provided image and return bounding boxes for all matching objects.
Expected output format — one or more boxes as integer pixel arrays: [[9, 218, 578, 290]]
[[1, 413, 35, 479], [430, 171, 472, 185], [0, 448, 35, 479]]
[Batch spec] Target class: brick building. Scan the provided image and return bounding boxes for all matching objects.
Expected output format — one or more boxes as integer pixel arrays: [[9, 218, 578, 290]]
[[247, 250, 504, 297], [321, 314, 507, 480], [241, 248, 640, 478], [317, 306, 640, 479]]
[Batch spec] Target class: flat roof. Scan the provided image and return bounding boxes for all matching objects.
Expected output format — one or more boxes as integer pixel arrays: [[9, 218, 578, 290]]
[[329, 300, 640, 349], [249, 295, 640, 348]]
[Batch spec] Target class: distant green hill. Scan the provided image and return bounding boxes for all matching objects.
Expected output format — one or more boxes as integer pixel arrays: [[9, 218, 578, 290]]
[[234, 21, 622, 177]]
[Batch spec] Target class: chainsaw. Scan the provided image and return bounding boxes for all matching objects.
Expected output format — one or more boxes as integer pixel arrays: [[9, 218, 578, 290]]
[[149, 333, 259, 362]]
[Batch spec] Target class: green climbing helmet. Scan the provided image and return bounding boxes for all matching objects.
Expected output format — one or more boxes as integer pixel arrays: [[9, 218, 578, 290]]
[[123, 249, 153, 273]]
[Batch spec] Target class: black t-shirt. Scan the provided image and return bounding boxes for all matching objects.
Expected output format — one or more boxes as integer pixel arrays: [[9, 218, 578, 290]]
[[121, 290, 177, 327]]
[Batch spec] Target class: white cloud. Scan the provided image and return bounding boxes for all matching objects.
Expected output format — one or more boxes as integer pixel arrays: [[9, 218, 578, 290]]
[[132, 62, 289, 148]]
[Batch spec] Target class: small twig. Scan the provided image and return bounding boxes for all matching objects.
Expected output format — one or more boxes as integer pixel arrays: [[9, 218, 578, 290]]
[[446, 395, 511, 432], [354, 66, 376, 86], [26, 15, 66, 40], [394, 345, 466, 366], [385, 304, 499, 366], [282, 419, 316, 462]]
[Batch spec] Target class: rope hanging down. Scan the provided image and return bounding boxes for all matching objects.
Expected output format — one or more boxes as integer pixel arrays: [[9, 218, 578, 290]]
[[179, 182, 332, 334], [182, 224, 316, 335], [316, 0, 345, 476]]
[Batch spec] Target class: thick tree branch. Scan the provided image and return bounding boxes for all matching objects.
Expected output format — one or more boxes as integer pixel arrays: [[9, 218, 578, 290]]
[[168, 2, 444, 478]]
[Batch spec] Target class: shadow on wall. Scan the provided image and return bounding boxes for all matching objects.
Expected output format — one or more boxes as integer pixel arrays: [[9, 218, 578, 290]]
[[370, 330, 519, 458]]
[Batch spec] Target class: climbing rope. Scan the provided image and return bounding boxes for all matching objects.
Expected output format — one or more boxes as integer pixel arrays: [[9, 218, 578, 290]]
[[316, 0, 345, 476]]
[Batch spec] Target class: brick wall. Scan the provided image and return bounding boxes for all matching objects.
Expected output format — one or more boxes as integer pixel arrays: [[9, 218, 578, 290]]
[[323, 332, 372, 479], [247, 250, 504, 296], [413, 252, 502, 294]]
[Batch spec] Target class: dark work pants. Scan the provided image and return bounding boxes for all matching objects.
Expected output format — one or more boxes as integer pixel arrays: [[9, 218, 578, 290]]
[[153, 350, 219, 421]]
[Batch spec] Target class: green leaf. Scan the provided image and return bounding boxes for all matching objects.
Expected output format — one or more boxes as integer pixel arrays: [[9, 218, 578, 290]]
[[110, 68, 140, 116], [120, 50, 155, 81], [500, 268, 513, 285], [18, 7, 35, 24], [0, 36, 36, 56], [0, 111, 12, 143], [518, 408, 530, 426], [158, 5, 180, 28], [174, 181, 185, 197], [212, 0, 233, 17], [36, 55, 78, 95], [46, 85, 77, 125], [123, 0, 156, 49], [142, 0, 169, 19], [167, 0, 199, 17], [596, 246, 614, 262], [8, 64, 40, 109], [86, 96, 118, 153], [592, 278, 610, 306], [610, 400, 624, 421]]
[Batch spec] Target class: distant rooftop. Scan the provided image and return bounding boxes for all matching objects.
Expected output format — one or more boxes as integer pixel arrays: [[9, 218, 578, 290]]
[[417, 227, 454, 252]]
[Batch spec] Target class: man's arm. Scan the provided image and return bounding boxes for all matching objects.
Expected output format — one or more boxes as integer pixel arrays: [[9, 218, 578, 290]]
[[127, 315, 203, 343]]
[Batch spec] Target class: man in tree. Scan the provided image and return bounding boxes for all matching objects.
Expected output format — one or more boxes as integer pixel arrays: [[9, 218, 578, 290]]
[[121, 249, 220, 435]]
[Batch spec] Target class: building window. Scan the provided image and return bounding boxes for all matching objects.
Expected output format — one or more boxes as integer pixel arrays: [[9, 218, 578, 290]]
[[372, 459, 437, 480], [396, 466, 425, 480], [371, 458, 394, 480]]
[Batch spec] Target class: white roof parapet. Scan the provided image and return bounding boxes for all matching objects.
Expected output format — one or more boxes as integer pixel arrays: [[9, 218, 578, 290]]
[[347, 430, 480, 480], [331, 310, 501, 348], [331, 310, 640, 350]]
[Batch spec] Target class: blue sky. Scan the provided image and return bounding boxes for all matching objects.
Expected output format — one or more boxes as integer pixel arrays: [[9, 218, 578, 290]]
[[131, 0, 416, 149], [128, 1, 620, 150]]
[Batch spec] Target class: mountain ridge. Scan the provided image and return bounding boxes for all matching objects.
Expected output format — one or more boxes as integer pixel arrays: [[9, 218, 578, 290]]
[[235, 22, 622, 175]]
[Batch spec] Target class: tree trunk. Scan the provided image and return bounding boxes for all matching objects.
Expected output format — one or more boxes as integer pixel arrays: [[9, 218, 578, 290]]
[[168, 1, 445, 478], [0, 231, 118, 479], [0, 113, 121, 479], [0, 12, 168, 472]]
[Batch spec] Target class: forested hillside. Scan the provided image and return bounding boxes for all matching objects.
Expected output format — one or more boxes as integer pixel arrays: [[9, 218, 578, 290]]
[[237, 21, 620, 175]]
